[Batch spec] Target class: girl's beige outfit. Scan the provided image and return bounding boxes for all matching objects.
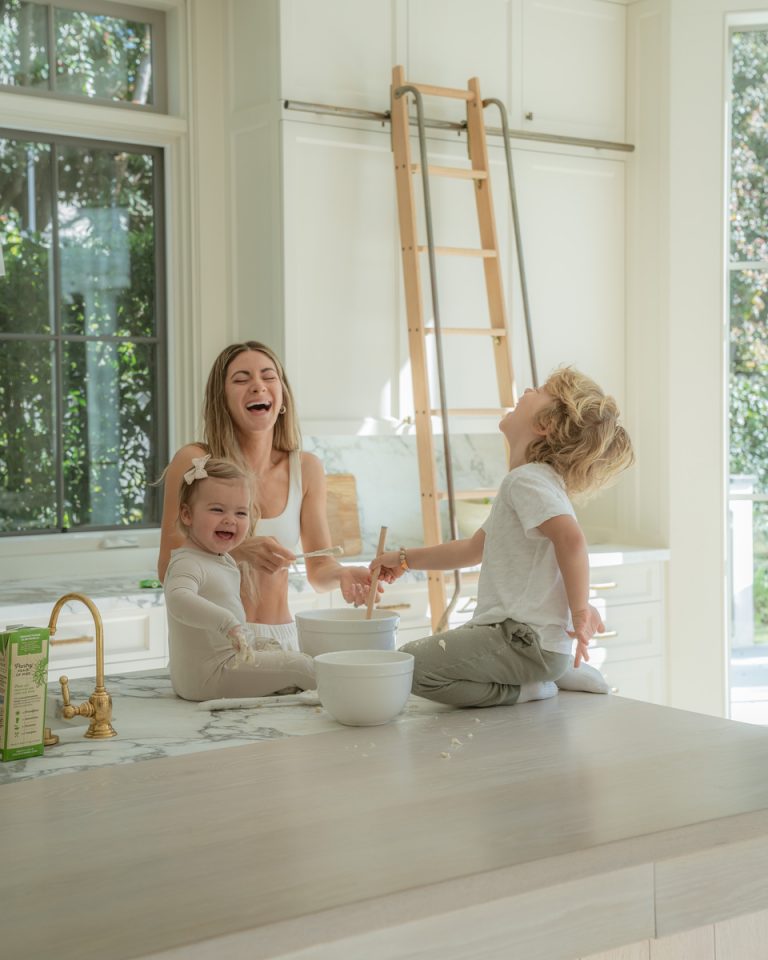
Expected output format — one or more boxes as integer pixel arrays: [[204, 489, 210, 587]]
[[165, 546, 314, 701]]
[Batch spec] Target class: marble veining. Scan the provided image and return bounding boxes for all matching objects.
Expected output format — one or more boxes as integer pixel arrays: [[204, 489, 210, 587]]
[[0, 669, 450, 786]]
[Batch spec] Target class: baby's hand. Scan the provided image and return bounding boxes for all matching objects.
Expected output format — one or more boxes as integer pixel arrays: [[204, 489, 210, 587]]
[[227, 624, 254, 667]]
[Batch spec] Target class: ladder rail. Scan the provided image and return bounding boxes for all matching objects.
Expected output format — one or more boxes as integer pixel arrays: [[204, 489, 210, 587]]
[[393, 81, 462, 631], [483, 97, 539, 388]]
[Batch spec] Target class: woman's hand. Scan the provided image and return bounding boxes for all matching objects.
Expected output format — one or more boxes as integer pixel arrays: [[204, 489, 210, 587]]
[[234, 536, 296, 575], [369, 550, 404, 584], [340, 565, 383, 606], [568, 604, 604, 668]]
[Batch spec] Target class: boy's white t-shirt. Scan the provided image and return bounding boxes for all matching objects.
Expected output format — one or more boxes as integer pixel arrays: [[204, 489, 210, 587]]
[[470, 462, 576, 655]]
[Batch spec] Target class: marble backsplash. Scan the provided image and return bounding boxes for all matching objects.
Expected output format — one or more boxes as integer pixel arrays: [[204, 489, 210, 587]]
[[305, 433, 510, 556], [305, 432, 623, 556]]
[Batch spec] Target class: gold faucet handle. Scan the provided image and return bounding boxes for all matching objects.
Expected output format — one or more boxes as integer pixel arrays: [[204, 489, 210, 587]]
[[59, 675, 70, 705], [59, 675, 91, 719]]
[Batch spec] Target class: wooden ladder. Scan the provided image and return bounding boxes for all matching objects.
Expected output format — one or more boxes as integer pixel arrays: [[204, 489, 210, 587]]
[[390, 65, 522, 632]]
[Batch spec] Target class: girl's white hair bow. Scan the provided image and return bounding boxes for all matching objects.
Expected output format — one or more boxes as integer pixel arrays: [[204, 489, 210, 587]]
[[184, 454, 211, 485]]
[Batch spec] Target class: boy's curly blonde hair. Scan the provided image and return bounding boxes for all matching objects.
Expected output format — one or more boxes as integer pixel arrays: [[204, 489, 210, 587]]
[[526, 367, 634, 498]]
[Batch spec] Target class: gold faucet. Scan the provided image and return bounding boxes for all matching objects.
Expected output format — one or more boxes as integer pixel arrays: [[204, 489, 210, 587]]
[[47, 593, 117, 740]]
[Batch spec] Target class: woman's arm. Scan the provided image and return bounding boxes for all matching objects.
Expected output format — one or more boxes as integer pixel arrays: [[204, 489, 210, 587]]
[[537, 514, 604, 666], [371, 528, 486, 581], [296, 453, 377, 605], [157, 443, 208, 582]]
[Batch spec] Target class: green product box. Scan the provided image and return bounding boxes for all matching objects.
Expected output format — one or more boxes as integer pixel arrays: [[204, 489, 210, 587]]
[[0, 626, 49, 762]]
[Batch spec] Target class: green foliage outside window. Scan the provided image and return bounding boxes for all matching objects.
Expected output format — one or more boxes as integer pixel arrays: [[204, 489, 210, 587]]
[[730, 30, 768, 639]]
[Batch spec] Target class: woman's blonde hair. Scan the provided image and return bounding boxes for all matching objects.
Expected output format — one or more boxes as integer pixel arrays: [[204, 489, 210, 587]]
[[526, 367, 634, 498], [201, 341, 301, 466], [177, 457, 260, 538]]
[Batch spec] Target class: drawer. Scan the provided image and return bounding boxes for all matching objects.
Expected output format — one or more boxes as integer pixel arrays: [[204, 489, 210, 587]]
[[589, 562, 663, 605], [597, 656, 666, 705], [588, 601, 664, 661], [30, 604, 169, 680]]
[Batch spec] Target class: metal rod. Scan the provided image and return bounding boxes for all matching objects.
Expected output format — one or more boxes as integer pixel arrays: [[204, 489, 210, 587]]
[[283, 99, 635, 153], [394, 83, 462, 632], [483, 96, 539, 388]]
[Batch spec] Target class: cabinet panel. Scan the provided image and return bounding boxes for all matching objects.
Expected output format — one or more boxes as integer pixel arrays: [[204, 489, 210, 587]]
[[589, 602, 664, 662], [520, 0, 625, 142], [282, 122, 402, 428], [511, 149, 625, 401], [589, 563, 663, 605], [600, 656, 665, 705], [41, 604, 168, 680], [280, 0, 396, 110], [407, 0, 512, 122]]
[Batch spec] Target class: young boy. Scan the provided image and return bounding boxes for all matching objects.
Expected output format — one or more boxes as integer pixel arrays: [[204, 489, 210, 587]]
[[371, 367, 634, 709]]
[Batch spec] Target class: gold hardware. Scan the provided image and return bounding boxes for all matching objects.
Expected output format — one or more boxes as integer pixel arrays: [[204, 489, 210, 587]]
[[589, 581, 617, 591], [49, 634, 95, 646], [376, 602, 412, 611], [48, 593, 117, 740], [599, 630, 619, 639], [43, 727, 59, 747], [525, 111, 534, 120]]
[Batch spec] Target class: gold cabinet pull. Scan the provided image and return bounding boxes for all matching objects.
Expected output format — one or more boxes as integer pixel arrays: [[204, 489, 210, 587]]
[[598, 630, 619, 639], [377, 602, 412, 610], [590, 581, 617, 591], [49, 634, 95, 646]]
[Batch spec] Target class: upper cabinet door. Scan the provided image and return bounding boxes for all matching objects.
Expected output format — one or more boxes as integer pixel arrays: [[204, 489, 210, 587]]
[[516, 0, 626, 143], [280, 0, 397, 110], [281, 121, 403, 432], [407, 0, 512, 123]]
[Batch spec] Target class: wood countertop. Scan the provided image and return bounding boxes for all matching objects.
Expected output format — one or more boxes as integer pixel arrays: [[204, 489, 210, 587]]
[[3, 692, 768, 960]]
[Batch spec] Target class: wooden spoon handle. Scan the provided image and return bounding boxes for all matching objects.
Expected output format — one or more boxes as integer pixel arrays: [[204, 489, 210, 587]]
[[365, 526, 388, 619]]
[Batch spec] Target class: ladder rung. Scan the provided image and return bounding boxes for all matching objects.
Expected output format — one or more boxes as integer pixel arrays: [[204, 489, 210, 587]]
[[417, 245, 497, 258], [409, 82, 475, 101], [436, 489, 497, 501], [430, 408, 507, 417], [425, 327, 507, 337], [411, 164, 488, 181]]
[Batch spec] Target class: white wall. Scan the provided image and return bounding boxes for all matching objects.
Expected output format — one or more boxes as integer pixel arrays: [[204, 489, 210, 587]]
[[635, 0, 768, 717]]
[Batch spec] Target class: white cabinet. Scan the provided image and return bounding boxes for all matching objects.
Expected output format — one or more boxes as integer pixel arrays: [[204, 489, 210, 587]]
[[278, 0, 626, 143], [1, 596, 169, 682], [514, 0, 626, 142], [281, 120, 405, 430], [587, 560, 667, 705]]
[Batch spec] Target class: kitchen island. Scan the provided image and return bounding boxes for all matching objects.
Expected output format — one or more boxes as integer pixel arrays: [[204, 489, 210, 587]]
[[2, 687, 768, 960]]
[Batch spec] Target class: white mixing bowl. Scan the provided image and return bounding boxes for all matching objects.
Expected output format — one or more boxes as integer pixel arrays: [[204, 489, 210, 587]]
[[314, 650, 415, 726], [295, 608, 399, 658]]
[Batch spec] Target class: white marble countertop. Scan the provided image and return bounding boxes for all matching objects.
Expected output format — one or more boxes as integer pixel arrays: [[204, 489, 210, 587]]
[[2, 691, 767, 960], [0, 669, 450, 785]]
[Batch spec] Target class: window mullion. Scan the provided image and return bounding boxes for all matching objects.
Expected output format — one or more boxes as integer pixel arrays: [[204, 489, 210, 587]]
[[46, 3, 56, 95], [50, 140, 66, 531]]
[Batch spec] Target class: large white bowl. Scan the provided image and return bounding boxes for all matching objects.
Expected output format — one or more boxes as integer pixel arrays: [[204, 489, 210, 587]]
[[314, 650, 414, 726], [295, 608, 399, 658]]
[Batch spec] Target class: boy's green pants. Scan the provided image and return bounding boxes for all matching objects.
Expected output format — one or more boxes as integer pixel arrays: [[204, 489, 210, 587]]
[[400, 618, 570, 708]]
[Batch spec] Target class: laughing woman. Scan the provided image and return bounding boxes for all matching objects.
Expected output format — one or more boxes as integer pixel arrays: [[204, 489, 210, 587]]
[[159, 341, 376, 661]]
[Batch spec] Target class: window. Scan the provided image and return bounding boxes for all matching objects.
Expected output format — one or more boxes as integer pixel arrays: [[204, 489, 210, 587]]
[[0, 0, 166, 110], [0, 0, 168, 537], [727, 27, 768, 722]]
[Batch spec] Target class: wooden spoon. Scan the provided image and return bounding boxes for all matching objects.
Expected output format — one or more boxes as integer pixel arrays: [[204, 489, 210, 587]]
[[365, 525, 388, 619]]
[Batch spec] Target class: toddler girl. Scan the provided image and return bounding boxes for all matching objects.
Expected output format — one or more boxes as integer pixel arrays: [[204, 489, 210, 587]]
[[164, 455, 315, 701], [372, 367, 634, 709]]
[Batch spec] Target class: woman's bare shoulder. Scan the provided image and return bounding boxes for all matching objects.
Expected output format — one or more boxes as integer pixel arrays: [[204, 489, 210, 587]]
[[170, 443, 208, 467], [300, 451, 325, 485]]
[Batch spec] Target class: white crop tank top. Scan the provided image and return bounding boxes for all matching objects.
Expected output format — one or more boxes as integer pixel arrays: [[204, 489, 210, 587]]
[[257, 450, 302, 551]]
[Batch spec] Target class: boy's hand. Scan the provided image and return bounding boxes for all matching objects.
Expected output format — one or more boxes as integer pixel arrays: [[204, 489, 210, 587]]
[[568, 604, 605, 667], [369, 550, 404, 584]]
